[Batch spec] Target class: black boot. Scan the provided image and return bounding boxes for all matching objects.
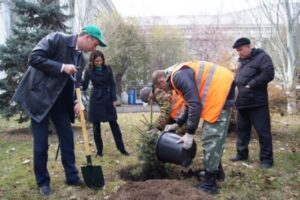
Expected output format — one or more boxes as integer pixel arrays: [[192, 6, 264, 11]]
[[198, 163, 224, 182], [230, 155, 248, 162], [216, 162, 225, 182], [119, 149, 130, 156], [196, 171, 219, 194]]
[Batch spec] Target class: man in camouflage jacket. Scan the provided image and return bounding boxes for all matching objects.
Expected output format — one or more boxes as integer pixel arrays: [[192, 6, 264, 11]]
[[140, 87, 186, 134]]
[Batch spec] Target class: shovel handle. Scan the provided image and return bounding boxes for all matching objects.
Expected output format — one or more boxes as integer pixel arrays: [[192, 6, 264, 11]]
[[75, 88, 91, 156], [55, 144, 60, 161], [150, 100, 153, 128]]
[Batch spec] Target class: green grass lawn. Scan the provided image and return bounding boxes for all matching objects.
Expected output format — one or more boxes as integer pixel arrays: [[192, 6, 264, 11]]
[[0, 113, 299, 200]]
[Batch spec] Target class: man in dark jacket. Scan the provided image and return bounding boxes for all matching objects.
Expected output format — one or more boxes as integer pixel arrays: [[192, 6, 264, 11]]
[[230, 37, 274, 169], [12, 25, 107, 196]]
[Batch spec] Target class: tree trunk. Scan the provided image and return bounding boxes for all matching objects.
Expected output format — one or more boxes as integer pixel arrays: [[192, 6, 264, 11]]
[[114, 63, 127, 99], [39, 0, 59, 5], [286, 88, 298, 115], [68, 0, 75, 31], [115, 72, 123, 98]]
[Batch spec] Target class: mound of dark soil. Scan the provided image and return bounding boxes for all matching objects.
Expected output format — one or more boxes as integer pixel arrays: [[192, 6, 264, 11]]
[[119, 164, 168, 181], [106, 179, 214, 200], [119, 164, 204, 182]]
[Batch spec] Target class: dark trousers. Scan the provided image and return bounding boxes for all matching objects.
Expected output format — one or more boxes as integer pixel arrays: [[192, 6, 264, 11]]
[[236, 105, 273, 164], [93, 120, 126, 155], [31, 98, 79, 187]]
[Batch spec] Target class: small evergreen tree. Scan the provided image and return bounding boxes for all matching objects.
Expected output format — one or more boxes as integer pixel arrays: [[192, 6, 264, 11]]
[[0, 0, 70, 122], [132, 115, 167, 180], [135, 130, 167, 179]]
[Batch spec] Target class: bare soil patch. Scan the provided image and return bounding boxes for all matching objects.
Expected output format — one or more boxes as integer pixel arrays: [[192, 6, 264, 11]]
[[0, 126, 84, 142], [107, 179, 214, 200], [0, 128, 32, 142]]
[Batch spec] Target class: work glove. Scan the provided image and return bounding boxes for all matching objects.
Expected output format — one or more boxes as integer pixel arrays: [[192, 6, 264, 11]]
[[164, 123, 178, 132], [177, 133, 194, 150], [147, 128, 159, 135]]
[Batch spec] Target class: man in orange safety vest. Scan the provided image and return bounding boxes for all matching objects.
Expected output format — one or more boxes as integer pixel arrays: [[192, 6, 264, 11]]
[[152, 61, 235, 194]]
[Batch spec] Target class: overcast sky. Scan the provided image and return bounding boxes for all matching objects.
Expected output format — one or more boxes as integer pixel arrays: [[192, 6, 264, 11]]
[[111, 0, 259, 17]]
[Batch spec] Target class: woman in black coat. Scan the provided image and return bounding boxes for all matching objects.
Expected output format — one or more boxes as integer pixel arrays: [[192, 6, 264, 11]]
[[82, 50, 129, 157]]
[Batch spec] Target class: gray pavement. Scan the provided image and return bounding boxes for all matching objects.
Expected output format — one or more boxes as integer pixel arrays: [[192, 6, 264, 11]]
[[116, 104, 159, 113]]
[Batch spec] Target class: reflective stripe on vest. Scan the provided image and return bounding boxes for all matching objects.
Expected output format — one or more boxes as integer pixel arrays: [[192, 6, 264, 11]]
[[200, 63, 217, 108], [196, 61, 205, 88]]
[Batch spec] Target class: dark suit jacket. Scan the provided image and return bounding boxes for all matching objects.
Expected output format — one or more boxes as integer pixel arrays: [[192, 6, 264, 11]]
[[12, 32, 85, 122]]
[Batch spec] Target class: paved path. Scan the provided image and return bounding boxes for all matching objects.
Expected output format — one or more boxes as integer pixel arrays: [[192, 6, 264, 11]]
[[116, 104, 159, 113]]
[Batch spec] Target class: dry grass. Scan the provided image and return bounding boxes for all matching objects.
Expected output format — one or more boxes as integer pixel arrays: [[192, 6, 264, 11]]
[[0, 113, 299, 200]]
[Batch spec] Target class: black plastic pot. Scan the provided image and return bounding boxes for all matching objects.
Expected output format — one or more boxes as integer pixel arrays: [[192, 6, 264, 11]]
[[155, 132, 197, 167]]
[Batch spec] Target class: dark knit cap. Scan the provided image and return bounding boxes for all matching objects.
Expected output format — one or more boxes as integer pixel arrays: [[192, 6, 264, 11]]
[[140, 87, 152, 103], [232, 37, 251, 49]]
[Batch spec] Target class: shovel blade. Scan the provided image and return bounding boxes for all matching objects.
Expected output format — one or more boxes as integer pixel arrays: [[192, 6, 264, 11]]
[[81, 165, 105, 189]]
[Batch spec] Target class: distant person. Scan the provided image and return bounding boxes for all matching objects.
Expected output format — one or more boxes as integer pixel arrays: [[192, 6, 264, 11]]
[[230, 37, 274, 169], [139, 86, 186, 134], [81, 50, 129, 157], [152, 61, 235, 194], [12, 25, 107, 196]]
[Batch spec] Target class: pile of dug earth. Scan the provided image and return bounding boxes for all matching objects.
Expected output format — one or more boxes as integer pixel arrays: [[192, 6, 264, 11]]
[[107, 179, 214, 200]]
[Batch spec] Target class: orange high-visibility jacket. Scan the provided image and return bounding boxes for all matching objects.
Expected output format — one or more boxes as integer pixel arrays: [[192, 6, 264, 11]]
[[170, 61, 234, 123], [170, 90, 185, 120]]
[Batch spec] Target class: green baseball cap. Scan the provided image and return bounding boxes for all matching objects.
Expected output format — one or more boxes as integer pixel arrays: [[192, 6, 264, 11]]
[[82, 25, 107, 47]]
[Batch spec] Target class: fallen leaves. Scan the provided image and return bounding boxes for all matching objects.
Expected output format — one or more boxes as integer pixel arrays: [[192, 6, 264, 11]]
[[263, 175, 277, 185], [6, 147, 15, 154], [241, 162, 253, 169], [22, 159, 30, 164]]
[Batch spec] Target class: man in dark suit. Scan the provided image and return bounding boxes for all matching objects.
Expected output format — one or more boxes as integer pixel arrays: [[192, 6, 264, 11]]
[[12, 25, 107, 196]]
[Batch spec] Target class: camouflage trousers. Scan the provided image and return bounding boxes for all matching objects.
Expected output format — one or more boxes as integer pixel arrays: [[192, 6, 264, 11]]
[[201, 109, 231, 172]]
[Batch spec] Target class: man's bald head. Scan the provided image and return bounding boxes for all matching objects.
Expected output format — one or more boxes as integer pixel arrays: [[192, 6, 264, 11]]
[[152, 70, 165, 86], [152, 70, 169, 91]]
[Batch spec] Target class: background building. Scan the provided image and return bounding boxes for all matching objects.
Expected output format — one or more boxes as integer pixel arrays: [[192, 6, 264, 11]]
[[0, 0, 117, 44]]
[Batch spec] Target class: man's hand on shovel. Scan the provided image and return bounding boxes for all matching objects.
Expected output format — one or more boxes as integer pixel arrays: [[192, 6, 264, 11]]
[[62, 64, 77, 74], [74, 99, 85, 114]]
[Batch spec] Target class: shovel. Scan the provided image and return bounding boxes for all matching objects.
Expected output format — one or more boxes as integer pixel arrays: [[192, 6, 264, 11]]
[[150, 99, 153, 128], [55, 144, 60, 161], [74, 80, 104, 189], [150, 85, 154, 128]]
